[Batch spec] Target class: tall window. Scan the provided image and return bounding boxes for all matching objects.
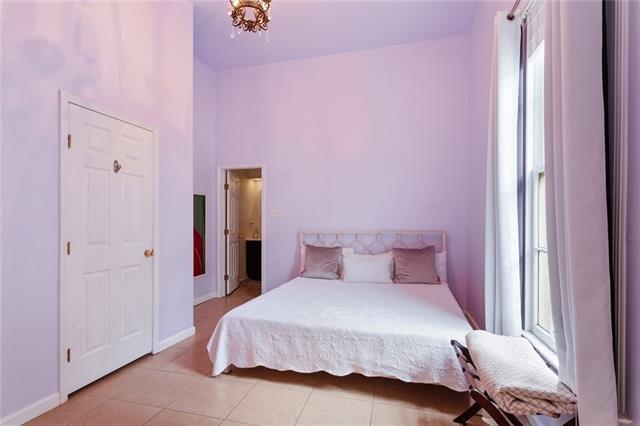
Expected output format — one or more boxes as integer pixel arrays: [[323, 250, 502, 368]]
[[524, 1, 554, 349]]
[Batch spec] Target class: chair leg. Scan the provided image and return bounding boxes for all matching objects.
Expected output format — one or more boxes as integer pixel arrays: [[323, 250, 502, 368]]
[[504, 412, 523, 425], [469, 390, 521, 426], [453, 402, 482, 424]]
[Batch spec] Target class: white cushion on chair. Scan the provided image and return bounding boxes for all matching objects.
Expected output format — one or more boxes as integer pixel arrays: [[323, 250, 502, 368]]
[[465, 330, 576, 417]]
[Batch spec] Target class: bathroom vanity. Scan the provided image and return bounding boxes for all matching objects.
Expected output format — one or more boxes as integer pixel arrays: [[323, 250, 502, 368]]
[[245, 239, 261, 281]]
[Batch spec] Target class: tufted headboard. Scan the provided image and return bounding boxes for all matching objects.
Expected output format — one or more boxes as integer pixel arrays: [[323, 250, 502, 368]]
[[298, 230, 447, 276]]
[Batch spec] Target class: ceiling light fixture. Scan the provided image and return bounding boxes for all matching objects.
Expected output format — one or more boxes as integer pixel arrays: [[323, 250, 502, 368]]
[[228, 0, 272, 39]]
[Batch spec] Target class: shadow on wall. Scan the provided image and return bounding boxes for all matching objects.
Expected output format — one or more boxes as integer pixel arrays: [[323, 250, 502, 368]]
[[12, 1, 191, 128], [2, 0, 194, 418], [20, 39, 64, 77], [18, 2, 109, 93]]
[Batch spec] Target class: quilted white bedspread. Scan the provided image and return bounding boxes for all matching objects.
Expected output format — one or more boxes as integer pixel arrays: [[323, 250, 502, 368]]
[[206, 277, 472, 391]]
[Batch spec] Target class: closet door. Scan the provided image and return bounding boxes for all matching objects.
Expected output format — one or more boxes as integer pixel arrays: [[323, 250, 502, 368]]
[[64, 103, 154, 394]]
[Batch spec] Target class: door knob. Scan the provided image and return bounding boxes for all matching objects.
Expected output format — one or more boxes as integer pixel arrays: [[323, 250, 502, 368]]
[[144, 249, 155, 257]]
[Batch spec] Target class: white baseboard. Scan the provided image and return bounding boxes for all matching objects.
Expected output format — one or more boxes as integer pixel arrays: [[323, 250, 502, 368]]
[[154, 326, 195, 353], [0, 393, 60, 426], [193, 292, 218, 306]]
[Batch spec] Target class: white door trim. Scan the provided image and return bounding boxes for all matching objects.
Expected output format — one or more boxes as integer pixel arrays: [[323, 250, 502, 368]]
[[216, 164, 266, 298], [58, 90, 160, 403]]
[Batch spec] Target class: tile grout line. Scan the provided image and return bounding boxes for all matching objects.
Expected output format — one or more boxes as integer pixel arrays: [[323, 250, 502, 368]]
[[221, 376, 262, 422], [136, 349, 189, 371], [75, 398, 162, 424], [53, 395, 110, 424], [293, 378, 318, 425], [105, 365, 206, 421], [368, 387, 375, 426], [368, 401, 374, 426], [37, 293, 257, 424], [138, 373, 237, 423], [142, 407, 164, 425], [370, 380, 380, 426]]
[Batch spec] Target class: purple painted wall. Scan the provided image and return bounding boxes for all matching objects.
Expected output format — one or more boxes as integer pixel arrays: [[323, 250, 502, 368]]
[[193, 58, 218, 301], [215, 35, 471, 305], [625, 0, 640, 420], [466, 0, 511, 328], [1, 1, 194, 418]]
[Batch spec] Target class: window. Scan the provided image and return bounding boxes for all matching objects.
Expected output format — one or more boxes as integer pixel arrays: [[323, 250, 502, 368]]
[[524, 2, 555, 350]]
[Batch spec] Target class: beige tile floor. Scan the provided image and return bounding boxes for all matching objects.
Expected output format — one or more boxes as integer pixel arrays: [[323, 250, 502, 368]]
[[30, 281, 484, 426]]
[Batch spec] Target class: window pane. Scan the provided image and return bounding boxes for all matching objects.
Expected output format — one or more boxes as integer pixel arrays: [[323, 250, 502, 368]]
[[538, 172, 546, 248], [537, 251, 553, 333], [527, 0, 545, 57], [530, 44, 545, 166], [524, 3, 554, 347]]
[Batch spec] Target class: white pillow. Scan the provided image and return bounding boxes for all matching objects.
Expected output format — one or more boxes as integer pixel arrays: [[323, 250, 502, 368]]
[[436, 250, 448, 284], [341, 248, 393, 283]]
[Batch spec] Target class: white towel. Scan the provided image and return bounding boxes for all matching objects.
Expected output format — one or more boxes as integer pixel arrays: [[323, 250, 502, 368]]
[[465, 330, 576, 417]]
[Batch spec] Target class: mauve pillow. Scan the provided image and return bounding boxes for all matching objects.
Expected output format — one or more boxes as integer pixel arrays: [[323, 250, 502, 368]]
[[301, 245, 341, 280], [392, 247, 440, 284]]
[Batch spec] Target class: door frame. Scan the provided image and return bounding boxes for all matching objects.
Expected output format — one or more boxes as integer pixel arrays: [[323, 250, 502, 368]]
[[216, 163, 266, 297], [58, 91, 161, 403]]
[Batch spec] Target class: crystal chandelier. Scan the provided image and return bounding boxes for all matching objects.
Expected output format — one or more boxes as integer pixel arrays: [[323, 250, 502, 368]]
[[228, 0, 272, 38]]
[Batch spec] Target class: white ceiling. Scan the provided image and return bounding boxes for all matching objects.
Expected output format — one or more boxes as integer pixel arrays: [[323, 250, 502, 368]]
[[194, 1, 478, 70]]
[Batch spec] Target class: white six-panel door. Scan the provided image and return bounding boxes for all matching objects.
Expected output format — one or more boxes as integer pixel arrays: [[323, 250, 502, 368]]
[[226, 171, 241, 295], [64, 103, 154, 394]]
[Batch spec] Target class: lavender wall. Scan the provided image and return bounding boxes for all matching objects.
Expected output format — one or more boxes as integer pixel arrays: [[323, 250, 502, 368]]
[[1, 1, 194, 418], [193, 58, 217, 301], [215, 36, 471, 305], [466, 0, 511, 328], [625, 0, 640, 420]]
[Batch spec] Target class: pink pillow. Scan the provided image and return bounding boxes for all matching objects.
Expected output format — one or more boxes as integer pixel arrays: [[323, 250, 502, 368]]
[[392, 247, 440, 284], [301, 245, 341, 280]]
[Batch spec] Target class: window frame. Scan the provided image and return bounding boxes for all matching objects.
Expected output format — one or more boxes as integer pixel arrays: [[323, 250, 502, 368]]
[[522, 21, 556, 352], [526, 165, 554, 348]]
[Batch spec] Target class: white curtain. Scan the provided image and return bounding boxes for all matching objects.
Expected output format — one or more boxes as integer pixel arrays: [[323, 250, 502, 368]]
[[544, 1, 618, 424], [485, 11, 522, 337]]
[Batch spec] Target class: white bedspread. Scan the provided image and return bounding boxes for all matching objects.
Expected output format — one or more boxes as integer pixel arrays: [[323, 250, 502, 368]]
[[206, 277, 472, 391]]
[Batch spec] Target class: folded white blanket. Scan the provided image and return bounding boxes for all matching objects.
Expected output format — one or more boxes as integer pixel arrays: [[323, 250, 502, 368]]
[[465, 331, 576, 417]]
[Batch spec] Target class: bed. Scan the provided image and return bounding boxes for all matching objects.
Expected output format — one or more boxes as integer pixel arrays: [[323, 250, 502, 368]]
[[206, 231, 472, 391]]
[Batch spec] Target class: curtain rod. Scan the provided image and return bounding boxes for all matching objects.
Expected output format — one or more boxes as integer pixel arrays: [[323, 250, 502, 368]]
[[507, 0, 521, 20]]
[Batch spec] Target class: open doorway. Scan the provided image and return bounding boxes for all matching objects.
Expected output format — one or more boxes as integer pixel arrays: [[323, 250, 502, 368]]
[[218, 166, 264, 298]]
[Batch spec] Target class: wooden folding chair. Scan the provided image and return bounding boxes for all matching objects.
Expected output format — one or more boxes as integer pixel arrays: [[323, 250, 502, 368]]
[[450, 340, 576, 426]]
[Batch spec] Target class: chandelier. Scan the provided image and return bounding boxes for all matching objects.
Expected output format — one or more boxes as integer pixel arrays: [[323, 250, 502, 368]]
[[228, 0, 271, 37]]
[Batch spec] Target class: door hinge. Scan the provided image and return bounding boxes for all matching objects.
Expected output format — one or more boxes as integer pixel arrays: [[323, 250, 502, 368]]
[[66, 241, 71, 255], [66, 348, 71, 363], [67, 133, 71, 149], [224, 183, 229, 190], [224, 274, 229, 281], [224, 229, 229, 236]]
